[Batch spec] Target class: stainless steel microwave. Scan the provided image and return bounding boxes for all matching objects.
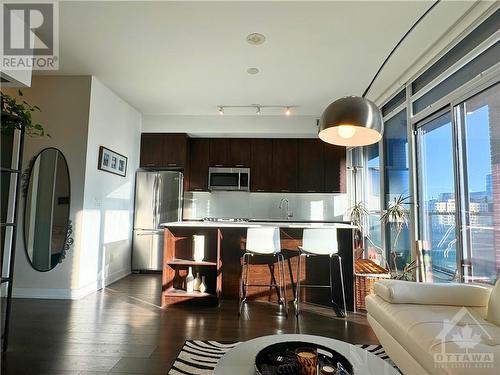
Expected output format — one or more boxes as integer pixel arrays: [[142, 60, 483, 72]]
[[208, 167, 250, 191]]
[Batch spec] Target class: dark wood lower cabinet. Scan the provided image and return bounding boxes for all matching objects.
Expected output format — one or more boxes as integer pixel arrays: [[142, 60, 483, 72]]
[[162, 226, 354, 311]]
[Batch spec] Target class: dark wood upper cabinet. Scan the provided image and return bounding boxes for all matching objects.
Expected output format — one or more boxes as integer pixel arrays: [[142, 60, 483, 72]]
[[140, 133, 163, 168], [209, 139, 231, 167], [298, 139, 325, 192], [229, 139, 251, 166], [139, 133, 188, 168], [163, 134, 188, 168], [209, 139, 251, 167], [188, 139, 210, 191], [324, 143, 346, 193], [271, 139, 298, 192], [147, 135, 347, 193], [250, 139, 273, 192]]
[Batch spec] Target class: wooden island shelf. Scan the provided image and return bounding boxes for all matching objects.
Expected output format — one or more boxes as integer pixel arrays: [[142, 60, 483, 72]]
[[162, 227, 222, 306], [166, 259, 217, 267], [161, 221, 355, 310]]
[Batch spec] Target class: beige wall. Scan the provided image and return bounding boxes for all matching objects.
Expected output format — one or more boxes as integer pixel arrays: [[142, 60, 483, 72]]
[[4, 76, 91, 298]]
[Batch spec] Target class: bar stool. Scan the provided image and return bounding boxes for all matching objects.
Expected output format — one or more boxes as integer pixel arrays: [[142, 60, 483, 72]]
[[294, 228, 347, 317], [239, 227, 288, 316]]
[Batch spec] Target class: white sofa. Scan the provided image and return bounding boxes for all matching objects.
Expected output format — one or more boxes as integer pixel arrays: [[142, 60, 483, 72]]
[[366, 279, 500, 375]]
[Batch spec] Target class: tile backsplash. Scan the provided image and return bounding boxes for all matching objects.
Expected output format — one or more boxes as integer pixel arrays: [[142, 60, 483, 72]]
[[183, 191, 349, 221]]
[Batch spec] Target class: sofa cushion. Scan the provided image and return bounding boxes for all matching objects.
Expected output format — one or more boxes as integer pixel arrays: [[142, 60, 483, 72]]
[[366, 294, 500, 374], [374, 279, 491, 307], [486, 279, 500, 326]]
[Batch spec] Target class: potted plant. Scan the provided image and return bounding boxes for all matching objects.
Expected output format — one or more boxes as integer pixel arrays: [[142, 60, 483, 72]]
[[381, 194, 411, 277], [348, 194, 415, 280], [347, 201, 390, 270], [1, 90, 49, 137]]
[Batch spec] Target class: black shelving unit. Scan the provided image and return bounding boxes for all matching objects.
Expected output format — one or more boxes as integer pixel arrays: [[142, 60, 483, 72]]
[[1, 110, 25, 352]]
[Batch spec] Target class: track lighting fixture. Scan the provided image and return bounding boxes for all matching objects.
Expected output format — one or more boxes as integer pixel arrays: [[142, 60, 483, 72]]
[[216, 105, 297, 116]]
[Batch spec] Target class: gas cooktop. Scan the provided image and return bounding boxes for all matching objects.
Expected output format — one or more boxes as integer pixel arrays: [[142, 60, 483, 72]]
[[202, 217, 249, 223]]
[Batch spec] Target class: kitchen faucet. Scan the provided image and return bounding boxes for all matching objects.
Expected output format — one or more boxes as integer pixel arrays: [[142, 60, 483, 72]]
[[279, 198, 293, 220]]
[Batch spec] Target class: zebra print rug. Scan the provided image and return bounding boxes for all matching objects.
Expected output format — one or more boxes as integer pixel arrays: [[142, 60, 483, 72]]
[[168, 340, 399, 374]]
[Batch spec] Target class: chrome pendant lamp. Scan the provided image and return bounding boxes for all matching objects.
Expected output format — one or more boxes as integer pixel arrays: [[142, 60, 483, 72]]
[[319, 96, 383, 147], [319, 0, 440, 147]]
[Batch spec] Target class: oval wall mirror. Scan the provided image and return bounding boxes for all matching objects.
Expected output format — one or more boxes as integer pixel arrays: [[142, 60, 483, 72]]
[[24, 147, 71, 272]]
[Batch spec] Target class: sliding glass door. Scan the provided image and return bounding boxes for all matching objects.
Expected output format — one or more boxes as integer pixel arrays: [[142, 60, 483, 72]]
[[414, 83, 500, 284], [416, 111, 459, 281], [460, 84, 500, 283]]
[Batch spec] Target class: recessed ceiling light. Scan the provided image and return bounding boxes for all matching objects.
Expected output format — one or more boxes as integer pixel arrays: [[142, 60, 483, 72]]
[[246, 67, 260, 75], [246, 33, 266, 45]]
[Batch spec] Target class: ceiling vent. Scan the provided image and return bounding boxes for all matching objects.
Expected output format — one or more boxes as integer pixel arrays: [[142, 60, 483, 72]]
[[246, 33, 266, 45]]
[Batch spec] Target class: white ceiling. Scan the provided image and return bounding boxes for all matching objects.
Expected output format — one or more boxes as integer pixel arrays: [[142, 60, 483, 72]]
[[51, 1, 480, 116]]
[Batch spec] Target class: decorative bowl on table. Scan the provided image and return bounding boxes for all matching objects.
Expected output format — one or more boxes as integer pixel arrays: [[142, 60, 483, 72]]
[[254, 341, 353, 375]]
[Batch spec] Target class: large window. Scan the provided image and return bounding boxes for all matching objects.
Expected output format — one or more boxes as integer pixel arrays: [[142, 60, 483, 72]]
[[364, 144, 383, 265], [416, 111, 458, 281], [413, 84, 500, 284], [383, 110, 411, 271], [461, 84, 500, 283], [356, 10, 499, 283]]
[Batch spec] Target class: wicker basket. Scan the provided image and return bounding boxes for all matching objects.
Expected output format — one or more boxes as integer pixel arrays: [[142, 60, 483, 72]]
[[355, 259, 390, 311]]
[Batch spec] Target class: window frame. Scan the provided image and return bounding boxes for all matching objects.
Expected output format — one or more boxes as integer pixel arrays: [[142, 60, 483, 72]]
[[358, 7, 500, 279]]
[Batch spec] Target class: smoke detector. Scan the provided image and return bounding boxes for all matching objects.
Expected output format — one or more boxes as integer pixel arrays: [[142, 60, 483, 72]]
[[246, 33, 266, 45], [246, 67, 260, 75]]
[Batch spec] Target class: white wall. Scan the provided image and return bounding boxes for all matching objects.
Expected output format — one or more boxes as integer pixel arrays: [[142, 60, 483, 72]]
[[5, 76, 91, 299], [78, 77, 141, 294], [142, 114, 318, 138]]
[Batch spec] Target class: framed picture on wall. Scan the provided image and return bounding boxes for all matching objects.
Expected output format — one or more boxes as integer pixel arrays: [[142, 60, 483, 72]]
[[98, 146, 127, 177]]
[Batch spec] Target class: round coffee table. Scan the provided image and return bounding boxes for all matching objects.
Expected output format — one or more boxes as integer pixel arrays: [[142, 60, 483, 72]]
[[214, 334, 399, 375]]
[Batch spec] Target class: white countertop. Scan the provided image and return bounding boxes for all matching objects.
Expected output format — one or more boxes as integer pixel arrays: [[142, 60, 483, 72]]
[[161, 220, 356, 229]]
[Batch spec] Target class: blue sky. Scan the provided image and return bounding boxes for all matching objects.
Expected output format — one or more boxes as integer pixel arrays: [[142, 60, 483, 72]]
[[465, 105, 491, 193], [421, 105, 491, 199]]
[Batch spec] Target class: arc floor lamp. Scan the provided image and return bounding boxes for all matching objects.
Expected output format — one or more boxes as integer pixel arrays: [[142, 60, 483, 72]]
[[319, 0, 441, 147]]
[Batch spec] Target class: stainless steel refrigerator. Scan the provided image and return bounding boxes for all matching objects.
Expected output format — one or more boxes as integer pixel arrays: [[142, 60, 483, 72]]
[[132, 170, 183, 271]]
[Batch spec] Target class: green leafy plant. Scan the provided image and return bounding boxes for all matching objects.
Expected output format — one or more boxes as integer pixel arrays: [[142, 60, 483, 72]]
[[347, 201, 390, 270], [1, 90, 49, 137], [347, 194, 412, 278], [381, 194, 411, 276], [347, 201, 369, 231]]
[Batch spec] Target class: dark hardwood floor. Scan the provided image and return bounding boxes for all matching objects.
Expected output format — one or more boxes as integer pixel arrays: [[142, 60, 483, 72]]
[[2, 274, 378, 375]]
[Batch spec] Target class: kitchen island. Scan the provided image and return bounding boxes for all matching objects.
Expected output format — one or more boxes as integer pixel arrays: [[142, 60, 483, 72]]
[[161, 221, 356, 311]]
